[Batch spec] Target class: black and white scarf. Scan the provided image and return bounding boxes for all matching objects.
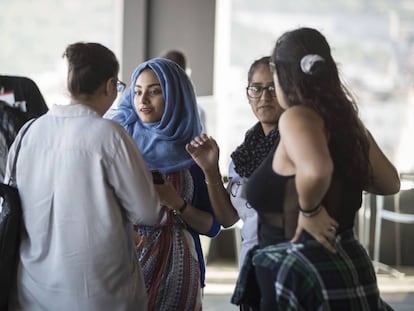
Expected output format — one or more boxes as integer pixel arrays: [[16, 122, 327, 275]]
[[231, 122, 280, 178]]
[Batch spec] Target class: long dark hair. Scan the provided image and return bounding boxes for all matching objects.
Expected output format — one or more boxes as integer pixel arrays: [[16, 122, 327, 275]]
[[271, 27, 371, 188], [63, 42, 119, 97]]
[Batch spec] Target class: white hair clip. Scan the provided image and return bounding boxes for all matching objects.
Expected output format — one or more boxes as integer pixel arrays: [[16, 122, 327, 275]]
[[300, 54, 325, 75]]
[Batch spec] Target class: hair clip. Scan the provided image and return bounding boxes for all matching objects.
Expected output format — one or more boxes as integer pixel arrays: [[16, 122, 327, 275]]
[[300, 54, 325, 75]]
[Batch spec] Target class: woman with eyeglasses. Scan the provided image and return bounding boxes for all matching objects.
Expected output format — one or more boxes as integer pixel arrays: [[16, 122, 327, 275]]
[[187, 56, 286, 310], [110, 57, 220, 311], [5, 42, 160, 310]]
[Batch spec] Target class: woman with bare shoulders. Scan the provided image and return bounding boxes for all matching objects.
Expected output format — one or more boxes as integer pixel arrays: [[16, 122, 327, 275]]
[[232, 27, 399, 310]]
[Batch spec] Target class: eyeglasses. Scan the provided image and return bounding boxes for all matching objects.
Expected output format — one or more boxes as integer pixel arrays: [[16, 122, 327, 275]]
[[246, 85, 276, 98], [116, 80, 127, 93]]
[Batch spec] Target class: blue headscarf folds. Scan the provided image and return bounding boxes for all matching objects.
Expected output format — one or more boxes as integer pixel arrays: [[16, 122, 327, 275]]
[[111, 58, 202, 174]]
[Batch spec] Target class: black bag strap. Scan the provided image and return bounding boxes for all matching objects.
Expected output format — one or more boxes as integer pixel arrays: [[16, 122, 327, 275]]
[[8, 118, 36, 186]]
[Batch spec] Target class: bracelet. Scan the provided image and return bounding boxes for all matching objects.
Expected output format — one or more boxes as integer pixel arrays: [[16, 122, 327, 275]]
[[299, 204, 323, 217], [205, 178, 222, 186], [173, 200, 187, 216]]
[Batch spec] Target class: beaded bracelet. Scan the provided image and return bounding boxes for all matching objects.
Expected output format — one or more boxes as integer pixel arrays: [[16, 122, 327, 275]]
[[299, 204, 323, 217]]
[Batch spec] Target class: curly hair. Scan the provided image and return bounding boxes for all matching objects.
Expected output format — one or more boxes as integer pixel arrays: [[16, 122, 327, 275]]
[[271, 27, 371, 188]]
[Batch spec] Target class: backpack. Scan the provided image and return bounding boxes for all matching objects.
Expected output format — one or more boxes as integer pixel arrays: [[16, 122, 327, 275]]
[[0, 100, 28, 181]]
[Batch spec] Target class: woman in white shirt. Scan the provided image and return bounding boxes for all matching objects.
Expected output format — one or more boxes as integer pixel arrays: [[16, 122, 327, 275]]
[[187, 56, 285, 267], [5, 42, 160, 311]]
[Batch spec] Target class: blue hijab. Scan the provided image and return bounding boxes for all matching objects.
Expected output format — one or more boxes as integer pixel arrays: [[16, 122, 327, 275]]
[[111, 58, 202, 174]]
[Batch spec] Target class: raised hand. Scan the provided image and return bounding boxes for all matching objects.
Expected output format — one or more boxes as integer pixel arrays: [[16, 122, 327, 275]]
[[185, 133, 220, 172]]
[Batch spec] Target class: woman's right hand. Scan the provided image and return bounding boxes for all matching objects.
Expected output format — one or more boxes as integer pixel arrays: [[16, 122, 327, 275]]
[[186, 134, 220, 172]]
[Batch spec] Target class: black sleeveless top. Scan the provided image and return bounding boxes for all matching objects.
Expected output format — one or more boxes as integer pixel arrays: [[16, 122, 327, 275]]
[[246, 145, 298, 246], [246, 145, 363, 247], [246, 144, 294, 214]]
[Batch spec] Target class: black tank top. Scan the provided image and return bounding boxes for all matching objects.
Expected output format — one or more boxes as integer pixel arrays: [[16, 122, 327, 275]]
[[246, 145, 298, 246], [246, 145, 363, 246], [246, 144, 294, 215]]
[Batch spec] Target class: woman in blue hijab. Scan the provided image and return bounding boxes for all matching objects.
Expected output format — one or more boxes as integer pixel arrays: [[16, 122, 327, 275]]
[[111, 58, 220, 311]]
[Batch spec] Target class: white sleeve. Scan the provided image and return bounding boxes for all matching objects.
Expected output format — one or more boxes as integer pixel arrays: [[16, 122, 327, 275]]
[[106, 132, 160, 226]]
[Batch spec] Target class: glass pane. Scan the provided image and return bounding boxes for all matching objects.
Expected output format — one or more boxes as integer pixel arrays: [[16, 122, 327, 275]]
[[1, 0, 118, 106], [214, 0, 414, 173]]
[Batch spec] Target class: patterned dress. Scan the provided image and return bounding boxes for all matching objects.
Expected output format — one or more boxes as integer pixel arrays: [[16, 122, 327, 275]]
[[137, 170, 202, 311]]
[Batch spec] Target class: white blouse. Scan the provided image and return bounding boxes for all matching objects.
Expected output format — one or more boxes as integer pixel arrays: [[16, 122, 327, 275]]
[[228, 161, 258, 267], [5, 104, 160, 311]]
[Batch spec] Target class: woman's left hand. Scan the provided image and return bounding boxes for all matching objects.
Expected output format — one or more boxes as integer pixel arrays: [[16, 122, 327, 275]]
[[291, 206, 338, 253]]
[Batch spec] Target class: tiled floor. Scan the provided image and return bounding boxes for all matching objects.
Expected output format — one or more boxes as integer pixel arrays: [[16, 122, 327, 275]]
[[377, 266, 414, 311], [203, 261, 414, 311]]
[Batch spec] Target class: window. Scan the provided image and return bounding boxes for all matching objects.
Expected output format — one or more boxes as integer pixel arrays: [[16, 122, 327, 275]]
[[1, 0, 119, 105], [214, 0, 414, 173]]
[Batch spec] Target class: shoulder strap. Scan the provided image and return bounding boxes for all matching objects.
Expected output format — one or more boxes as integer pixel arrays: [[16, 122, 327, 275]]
[[8, 118, 36, 185]]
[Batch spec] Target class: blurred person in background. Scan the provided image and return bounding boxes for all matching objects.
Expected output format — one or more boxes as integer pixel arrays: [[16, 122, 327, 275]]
[[0, 75, 48, 179]]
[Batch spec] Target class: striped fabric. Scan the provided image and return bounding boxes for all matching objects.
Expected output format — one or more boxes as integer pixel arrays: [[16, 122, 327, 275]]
[[233, 230, 393, 310], [138, 212, 201, 311], [137, 171, 202, 311]]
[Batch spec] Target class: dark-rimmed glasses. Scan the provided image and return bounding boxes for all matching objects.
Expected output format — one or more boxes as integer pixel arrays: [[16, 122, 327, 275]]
[[116, 80, 127, 93], [246, 85, 276, 98]]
